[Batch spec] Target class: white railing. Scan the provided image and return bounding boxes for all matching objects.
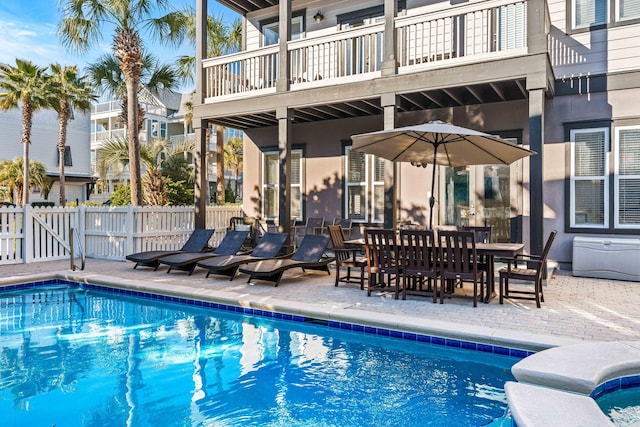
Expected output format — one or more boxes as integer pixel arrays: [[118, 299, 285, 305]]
[[288, 24, 385, 85], [397, 0, 527, 67], [201, 0, 533, 101], [202, 45, 280, 100], [0, 205, 243, 264]]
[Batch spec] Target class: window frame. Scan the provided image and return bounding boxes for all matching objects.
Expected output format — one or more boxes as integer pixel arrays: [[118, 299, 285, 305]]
[[568, 0, 640, 32], [261, 149, 303, 222], [344, 145, 385, 224], [614, 125, 640, 229], [569, 127, 610, 229]]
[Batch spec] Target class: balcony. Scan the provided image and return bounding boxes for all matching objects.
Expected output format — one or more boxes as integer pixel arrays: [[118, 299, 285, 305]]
[[202, 0, 545, 104]]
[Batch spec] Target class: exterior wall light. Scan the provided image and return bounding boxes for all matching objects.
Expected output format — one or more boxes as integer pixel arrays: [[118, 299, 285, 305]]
[[314, 11, 324, 23]]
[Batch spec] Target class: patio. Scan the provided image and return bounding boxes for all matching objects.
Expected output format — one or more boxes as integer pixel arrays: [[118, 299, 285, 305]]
[[3, 258, 639, 350]]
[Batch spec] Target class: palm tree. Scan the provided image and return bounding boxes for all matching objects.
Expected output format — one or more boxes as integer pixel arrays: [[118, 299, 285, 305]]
[[97, 138, 194, 205], [0, 158, 51, 205], [49, 64, 96, 206], [58, 0, 184, 206], [171, 10, 242, 205], [87, 52, 178, 135], [0, 59, 51, 205], [224, 135, 243, 198]]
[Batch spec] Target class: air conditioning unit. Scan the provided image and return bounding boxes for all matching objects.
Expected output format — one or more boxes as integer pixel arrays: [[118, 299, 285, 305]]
[[572, 237, 640, 282]]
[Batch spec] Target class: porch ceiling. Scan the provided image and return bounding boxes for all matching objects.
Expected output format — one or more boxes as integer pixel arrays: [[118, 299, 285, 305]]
[[209, 78, 528, 130], [216, 0, 276, 15]]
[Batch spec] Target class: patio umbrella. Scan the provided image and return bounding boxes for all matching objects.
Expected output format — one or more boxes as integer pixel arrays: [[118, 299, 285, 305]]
[[351, 120, 535, 229]]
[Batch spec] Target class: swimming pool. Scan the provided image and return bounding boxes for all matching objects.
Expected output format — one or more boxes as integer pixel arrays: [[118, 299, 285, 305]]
[[0, 281, 521, 426]]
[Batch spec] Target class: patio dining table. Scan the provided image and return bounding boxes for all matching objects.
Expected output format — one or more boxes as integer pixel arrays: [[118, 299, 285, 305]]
[[344, 238, 524, 302]]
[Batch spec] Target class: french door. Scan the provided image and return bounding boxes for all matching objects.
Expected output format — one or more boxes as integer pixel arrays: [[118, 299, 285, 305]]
[[440, 139, 523, 242]]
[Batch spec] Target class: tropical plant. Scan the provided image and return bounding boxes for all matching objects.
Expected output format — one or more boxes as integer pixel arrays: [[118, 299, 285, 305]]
[[96, 137, 194, 205], [58, 0, 185, 206], [87, 52, 178, 135], [0, 59, 51, 205], [170, 10, 242, 205], [49, 64, 96, 206], [0, 158, 51, 205]]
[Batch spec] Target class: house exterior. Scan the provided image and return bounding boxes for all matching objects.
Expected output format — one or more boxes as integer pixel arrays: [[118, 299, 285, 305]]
[[191, 0, 640, 268], [0, 107, 92, 205], [90, 89, 243, 204]]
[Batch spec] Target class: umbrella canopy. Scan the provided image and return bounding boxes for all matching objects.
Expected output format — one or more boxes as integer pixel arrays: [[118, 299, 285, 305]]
[[351, 120, 536, 228]]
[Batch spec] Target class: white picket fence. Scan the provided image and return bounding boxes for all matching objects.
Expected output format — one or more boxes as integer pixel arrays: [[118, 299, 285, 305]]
[[0, 205, 243, 265]]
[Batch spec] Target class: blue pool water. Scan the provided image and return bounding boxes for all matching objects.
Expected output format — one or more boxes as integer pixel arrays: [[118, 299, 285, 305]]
[[0, 283, 519, 426]]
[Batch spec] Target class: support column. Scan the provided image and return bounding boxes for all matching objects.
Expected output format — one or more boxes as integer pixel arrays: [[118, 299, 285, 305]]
[[381, 93, 398, 229], [194, 118, 208, 229], [529, 89, 545, 255], [381, 0, 398, 76], [277, 107, 293, 244], [193, 0, 208, 229], [276, 0, 291, 92]]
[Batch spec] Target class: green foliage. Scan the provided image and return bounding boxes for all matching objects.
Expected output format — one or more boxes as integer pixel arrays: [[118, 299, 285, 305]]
[[225, 182, 237, 203], [166, 178, 194, 206], [31, 202, 55, 208], [109, 184, 131, 206], [161, 154, 194, 185]]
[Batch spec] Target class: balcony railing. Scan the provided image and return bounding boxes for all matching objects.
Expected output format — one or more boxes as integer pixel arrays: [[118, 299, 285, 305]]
[[202, 0, 535, 101]]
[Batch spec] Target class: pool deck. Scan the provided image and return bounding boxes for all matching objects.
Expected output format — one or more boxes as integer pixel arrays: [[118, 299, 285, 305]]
[[2, 258, 639, 351]]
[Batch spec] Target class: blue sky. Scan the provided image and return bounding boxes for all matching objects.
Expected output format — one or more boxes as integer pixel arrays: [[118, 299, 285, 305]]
[[0, 0, 239, 91]]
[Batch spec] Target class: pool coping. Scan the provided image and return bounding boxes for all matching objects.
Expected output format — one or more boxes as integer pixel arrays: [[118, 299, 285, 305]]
[[0, 269, 582, 354], [506, 341, 640, 426]]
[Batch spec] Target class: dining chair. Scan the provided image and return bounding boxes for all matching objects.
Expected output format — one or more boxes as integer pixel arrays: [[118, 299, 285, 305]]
[[462, 225, 492, 287], [364, 228, 402, 298], [328, 225, 367, 289], [400, 228, 438, 302], [499, 230, 557, 308], [438, 230, 484, 307], [332, 218, 353, 239]]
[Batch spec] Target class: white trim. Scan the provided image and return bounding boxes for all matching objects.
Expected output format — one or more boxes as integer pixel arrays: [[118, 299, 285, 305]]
[[569, 127, 609, 228], [261, 149, 303, 222], [614, 125, 640, 229]]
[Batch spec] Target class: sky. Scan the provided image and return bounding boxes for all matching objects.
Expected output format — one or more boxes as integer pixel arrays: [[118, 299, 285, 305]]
[[0, 1, 239, 92]]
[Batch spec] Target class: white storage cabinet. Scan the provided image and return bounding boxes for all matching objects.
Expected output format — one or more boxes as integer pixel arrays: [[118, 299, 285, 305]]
[[572, 237, 640, 282]]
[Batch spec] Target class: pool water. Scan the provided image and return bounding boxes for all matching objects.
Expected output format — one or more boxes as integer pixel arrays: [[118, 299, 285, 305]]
[[598, 388, 640, 426], [0, 284, 517, 426]]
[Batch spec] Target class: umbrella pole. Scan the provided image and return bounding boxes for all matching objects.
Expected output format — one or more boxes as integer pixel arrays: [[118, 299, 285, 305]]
[[429, 146, 438, 230]]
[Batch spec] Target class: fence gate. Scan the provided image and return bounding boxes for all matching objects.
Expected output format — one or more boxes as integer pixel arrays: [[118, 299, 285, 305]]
[[24, 206, 78, 263]]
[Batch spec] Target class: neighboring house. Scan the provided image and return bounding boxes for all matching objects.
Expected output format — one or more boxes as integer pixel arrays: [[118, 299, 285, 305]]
[[90, 88, 243, 203], [190, 0, 640, 268], [0, 107, 92, 204]]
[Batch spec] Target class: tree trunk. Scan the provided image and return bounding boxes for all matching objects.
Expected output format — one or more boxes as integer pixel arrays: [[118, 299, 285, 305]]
[[114, 27, 144, 206], [21, 99, 33, 206], [216, 124, 224, 204], [58, 103, 70, 206], [126, 80, 143, 206]]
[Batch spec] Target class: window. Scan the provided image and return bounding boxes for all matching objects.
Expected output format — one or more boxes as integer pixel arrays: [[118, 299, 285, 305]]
[[345, 146, 385, 223], [573, 0, 607, 28], [262, 150, 302, 221], [56, 146, 73, 167], [571, 0, 640, 30], [570, 128, 609, 228], [615, 126, 640, 228], [617, 0, 640, 20]]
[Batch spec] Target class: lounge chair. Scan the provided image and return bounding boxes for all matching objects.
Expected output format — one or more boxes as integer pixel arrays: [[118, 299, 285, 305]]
[[239, 234, 334, 286], [196, 232, 288, 280], [157, 230, 249, 275], [125, 228, 215, 270]]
